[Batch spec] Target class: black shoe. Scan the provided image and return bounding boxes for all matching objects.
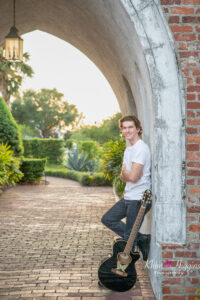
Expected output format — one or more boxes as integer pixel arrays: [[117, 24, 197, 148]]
[[113, 237, 125, 245], [136, 233, 151, 261], [98, 280, 104, 288], [114, 237, 124, 242]]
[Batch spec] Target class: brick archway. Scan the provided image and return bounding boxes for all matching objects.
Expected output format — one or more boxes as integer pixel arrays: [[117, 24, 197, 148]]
[[1, 0, 196, 298]]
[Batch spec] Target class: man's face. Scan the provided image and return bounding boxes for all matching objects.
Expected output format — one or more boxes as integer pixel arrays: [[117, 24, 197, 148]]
[[121, 120, 140, 141]]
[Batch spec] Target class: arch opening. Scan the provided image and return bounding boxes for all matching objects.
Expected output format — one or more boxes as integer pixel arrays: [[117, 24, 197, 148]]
[[0, 0, 185, 298]]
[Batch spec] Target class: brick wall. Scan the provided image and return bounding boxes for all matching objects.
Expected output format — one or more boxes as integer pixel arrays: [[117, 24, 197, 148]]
[[160, 0, 200, 299]]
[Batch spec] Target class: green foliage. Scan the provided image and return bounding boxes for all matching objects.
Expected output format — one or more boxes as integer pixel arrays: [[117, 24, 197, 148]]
[[64, 130, 72, 140], [45, 164, 111, 187], [71, 112, 122, 144], [80, 173, 111, 186], [79, 140, 101, 160], [0, 47, 34, 104], [113, 175, 126, 198], [0, 143, 23, 189], [0, 97, 24, 156], [11, 88, 79, 138], [102, 135, 126, 180], [23, 138, 64, 164], [20, 158, 46, 183], [65, 139, 77, 150], [46, 166, 82, 182], [19, 124, 40, 138], [66, 148, 97, 172], [102, 135, 126, 197]]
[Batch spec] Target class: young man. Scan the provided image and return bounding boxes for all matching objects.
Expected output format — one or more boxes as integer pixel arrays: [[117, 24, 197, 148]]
[[101, 115, 151, 258]]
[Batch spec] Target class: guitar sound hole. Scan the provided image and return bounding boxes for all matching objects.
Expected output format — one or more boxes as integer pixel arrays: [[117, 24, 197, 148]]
[[119, 253, 129, 259]]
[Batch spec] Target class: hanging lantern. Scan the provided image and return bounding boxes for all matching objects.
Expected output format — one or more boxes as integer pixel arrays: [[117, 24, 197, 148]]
[[4, 0, 23, 61]]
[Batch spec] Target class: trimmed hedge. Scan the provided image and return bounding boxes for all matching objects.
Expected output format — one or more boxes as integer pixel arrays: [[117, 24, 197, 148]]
[[80, 173, 111, 186], [0, 97, 23, 156], [45, 166, 111, 187], [23, 138, 64, 164], [20, 158, 46, 183]]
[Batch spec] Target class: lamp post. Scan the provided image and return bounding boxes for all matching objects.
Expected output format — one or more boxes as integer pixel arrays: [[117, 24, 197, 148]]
[[5, 0, 23, 61]]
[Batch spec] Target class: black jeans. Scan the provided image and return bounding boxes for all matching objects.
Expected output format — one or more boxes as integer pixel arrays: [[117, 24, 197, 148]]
[[101, 198, 151, 249]]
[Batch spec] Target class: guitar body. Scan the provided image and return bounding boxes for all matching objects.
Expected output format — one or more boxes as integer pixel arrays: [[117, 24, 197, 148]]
[[98, 240, 140, 292]]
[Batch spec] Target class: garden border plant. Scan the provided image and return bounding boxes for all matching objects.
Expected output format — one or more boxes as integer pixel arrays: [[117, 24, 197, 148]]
[[20, 158, 46, 183], [0, 143, 23, 193], [45, 164, 111, 187]]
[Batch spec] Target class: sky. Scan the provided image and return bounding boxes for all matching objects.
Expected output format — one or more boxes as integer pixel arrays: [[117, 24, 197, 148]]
[[21, 30, 120, 126]]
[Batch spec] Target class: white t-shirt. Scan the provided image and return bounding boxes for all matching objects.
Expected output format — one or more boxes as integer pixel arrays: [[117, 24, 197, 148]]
[[123, 139, 151, 200]]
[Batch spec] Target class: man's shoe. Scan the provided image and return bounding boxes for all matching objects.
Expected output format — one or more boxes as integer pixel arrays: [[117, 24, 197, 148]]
[[113, 236, 125, 244], [98, 280, 104, 288], [136, 233, 151, 261]]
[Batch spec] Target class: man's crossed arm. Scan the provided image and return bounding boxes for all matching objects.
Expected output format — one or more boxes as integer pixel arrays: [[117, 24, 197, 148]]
[[120, 162, 143, 183]]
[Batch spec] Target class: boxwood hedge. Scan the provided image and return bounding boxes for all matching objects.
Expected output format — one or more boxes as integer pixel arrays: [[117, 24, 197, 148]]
[[23, 138, 64, 164]]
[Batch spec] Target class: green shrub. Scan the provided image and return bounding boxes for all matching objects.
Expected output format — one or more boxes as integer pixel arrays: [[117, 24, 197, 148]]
[[23, 138, 64, 164], [102, 135, 126, 180], [45, 168, 82, 182], [0, 97, 23, 156], [80, 173, 111, 186], [65, 139, 77, 150], [0, 143, 23, 189], [20, 158, 46, 183], [79, 140, 101, 160], [45, 164, 111, 186], [113, 175, 126, 198], [102, 135, 126, 196]]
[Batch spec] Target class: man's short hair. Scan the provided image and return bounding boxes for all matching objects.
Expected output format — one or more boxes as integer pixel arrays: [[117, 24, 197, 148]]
[[119, 115, 143, 136]]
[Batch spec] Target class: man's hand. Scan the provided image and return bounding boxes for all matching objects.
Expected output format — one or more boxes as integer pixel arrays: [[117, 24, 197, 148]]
[[120, 162, 143, 183]]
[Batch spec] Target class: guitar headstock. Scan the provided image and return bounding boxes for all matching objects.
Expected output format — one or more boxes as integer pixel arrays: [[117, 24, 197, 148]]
[[141, 189, 152, 207]]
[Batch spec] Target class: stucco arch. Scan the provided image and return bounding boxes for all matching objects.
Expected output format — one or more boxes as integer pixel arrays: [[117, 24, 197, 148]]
[[0, 0, 185, 298]]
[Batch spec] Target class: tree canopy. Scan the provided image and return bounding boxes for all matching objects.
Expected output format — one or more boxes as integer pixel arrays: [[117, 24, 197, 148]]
[[0, 47, 34, 105], [11, 88, 79, 138], [70, 112, 122, 144]]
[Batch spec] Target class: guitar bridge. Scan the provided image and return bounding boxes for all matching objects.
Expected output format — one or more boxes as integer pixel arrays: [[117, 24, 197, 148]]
[[111, 268, 128, 277]]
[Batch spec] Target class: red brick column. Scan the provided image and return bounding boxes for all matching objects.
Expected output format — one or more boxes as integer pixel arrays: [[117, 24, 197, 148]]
[[160, 1, 200, 299]]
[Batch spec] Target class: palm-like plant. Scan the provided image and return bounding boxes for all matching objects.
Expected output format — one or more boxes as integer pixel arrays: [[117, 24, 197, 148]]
[[66, 148, 97, 172]]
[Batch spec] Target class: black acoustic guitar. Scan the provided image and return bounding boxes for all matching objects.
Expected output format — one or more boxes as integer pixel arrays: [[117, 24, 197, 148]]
[[98, 189, 152, 292]]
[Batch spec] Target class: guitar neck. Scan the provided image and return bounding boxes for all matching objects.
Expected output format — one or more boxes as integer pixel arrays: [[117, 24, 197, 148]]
[[124, 205, 146, 255]]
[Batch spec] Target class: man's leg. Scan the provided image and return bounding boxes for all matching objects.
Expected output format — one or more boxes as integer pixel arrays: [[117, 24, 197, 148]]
[[124, 200, 152, 251], [124, 200, 141, 242], [101, 198, 127, 239]]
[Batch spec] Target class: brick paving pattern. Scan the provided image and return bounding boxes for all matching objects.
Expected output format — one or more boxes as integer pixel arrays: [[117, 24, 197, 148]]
[[0, 177, 155, 300]]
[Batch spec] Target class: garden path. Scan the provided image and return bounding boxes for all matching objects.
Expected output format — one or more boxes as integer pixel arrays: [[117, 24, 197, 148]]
[[0, 176, 155, 300]]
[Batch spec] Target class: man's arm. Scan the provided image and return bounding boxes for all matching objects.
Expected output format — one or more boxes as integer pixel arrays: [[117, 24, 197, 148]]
[[120, 162, 143, 183]]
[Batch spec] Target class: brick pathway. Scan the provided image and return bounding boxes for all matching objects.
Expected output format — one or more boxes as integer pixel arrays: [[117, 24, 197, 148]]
[[0, 177, 155, 300]]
